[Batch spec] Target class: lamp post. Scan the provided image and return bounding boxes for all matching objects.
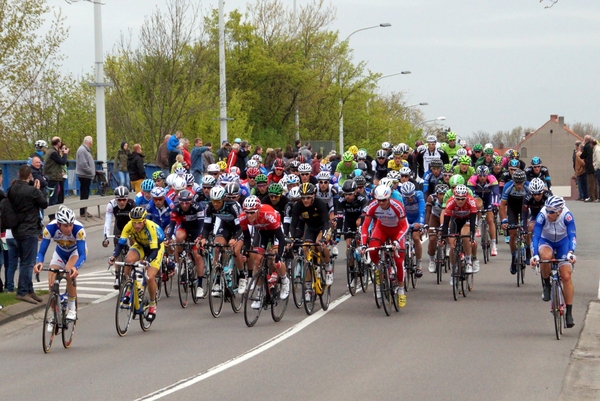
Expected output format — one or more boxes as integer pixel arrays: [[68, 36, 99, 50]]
[[407, 102, 428, 108], [339, 23, 391, 154], [415, 116, 446, 126], [365, 71, 411, 139]]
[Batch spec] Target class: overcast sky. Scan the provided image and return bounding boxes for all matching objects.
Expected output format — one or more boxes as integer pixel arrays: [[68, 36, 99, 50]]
[[48, 0, 600, 139]]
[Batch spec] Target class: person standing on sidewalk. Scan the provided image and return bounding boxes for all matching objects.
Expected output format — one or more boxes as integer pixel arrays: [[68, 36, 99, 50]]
[[9, 165, 48, 304], [115, 141, 131, 189], [580, 135, 597, 202], [190, 138, 209, 184], [128, 143, 146, 192], [44, 137, 69, 220], [156, 134, 171, 177], [574, 144, 588, 201], [76, 136, 95, 217], [594, 139, 600, 202]]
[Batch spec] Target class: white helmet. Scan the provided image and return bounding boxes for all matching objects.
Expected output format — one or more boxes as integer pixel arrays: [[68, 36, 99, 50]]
[[298, 163, 312, 173], [399, 167, 412, 176], [288, 186, 301, 200], [316, 171, 331, 181], [35, 140, 48, 149], [417, 145, 426, 153], [382, 141, 392, 150], [207, 164, 220, 174], [210, 186, 227, 201], [426, 135, 437, 143], [456, 148, 468, 157], [484, 143, 494, 150], [56, 207, 75, 224], [172, 176, 187, 191], [379, 177, 393, 188], [373, 185, 392, 200]]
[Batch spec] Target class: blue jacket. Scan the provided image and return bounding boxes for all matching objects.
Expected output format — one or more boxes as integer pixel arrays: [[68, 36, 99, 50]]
[[167, 135, 180, 152], [191, 146, 209, 173]]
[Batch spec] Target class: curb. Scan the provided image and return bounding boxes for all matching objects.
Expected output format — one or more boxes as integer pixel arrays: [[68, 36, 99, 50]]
[[0, 294, 49, 327], [558, 300, 600, 400]]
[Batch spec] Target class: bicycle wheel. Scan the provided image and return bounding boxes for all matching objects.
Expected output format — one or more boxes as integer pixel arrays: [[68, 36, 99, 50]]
[[346, 250, 358, 296], [116, 280, 134, 337], [271, 277, 289, 322], [460, 260, 467, 298], [380, 263, 392, 316], [156, 271, 163, 301], [373, 265, 382, 309], [319, 266, 331, 311], [452, 264, 459, 301], [516, 245, 523, 287], [552, 281, 562, 340], [140, 286, 152, 332], [403, 251, 410, 292], [230, 267, 244, 313], [177, 258, 189, 308], [209, 266, 225, 318], [481, 222, 489, 264], [292, 257, 304, 308], [303, 263, 316, 315], [61, 300, 77, 349], [244, 274, 264, 327], [359, 260, 369, 293], [164, 264, 174, 297], [190, 262, 199, 304], [42, 295, 58, 353], [436, 246, 444, 285], [410, 260, 418, 289]]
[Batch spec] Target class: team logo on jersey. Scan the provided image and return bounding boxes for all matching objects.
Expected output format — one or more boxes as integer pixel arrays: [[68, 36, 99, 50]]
[[565, 213, 573, 222], [77, 229, 85, 241]]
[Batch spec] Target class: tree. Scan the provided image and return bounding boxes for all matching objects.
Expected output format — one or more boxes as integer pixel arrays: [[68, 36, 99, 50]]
[[570, 122, 600, 140]]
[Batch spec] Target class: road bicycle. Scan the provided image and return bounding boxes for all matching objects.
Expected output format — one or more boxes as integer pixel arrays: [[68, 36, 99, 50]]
[[207, 242, 245, 318], [114, 261, 153, 336], [404, 228, 420, 291], [539, 258, 569, 340], [442, 233, 473, 301], [366, 239, 400, 316], [106, 235, 129, 290], [156, 243, 176, 301], [175, 241, 200, 308], [430, 227, 448, 285], [40, 267, 77, 353], [286, 239, 305, 309], [243, 250, 289, 327], [338, 230, 369, 296], [299, 242, 331, 315], [478, 209, 491, 264], [507, 219, 528, 287]]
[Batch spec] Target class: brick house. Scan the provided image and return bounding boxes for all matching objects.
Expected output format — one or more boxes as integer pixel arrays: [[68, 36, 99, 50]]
[[516, 114, 583, 198]]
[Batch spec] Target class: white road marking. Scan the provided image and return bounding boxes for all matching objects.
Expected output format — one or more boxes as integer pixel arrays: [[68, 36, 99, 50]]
[[92, 292, 118, 304], [136, 292, 353, 401], [76, 293, 104, 299], [68, 286, 115, 293]]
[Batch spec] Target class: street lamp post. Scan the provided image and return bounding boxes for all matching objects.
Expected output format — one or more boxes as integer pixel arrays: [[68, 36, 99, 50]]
[[365, 71, 411, 139], [415, 116, 446, 126], [339, 23, 391, 154], [407, 102, 428, 108]]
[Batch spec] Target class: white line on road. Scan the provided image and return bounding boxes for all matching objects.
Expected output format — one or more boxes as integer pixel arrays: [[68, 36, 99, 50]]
[[136, 292, 353, 401], [92, 292, 118, 304]]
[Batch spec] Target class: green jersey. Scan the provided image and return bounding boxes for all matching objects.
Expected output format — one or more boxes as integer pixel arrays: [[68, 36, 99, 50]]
[[335, 161, 357, 184], [439, 142, 463, 159], [452, 165, 475, 184]]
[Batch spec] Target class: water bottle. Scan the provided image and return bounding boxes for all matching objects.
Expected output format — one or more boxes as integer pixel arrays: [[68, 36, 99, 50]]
[[136, 271, 144, 301], [354, 248, 362, 263], [268, 272, 278, 293], [60, 293, 68, 308], [224, 260, 233, 288]]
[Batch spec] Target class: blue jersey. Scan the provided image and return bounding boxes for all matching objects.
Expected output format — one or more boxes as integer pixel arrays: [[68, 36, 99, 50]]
[[532, 207, 576, 257], [135, 192, 152, 207], [402, 190, 425, 225], [37, 220, 87, 269], [146, 197, 175, 231], [239, 183, 250, 197], [422, 170, 443, 196]]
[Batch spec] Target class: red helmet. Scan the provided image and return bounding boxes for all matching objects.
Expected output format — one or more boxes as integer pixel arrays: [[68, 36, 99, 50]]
[[273, 158, 284, 169], [296, 155, 306, 163], [246, 167, 260, 178]]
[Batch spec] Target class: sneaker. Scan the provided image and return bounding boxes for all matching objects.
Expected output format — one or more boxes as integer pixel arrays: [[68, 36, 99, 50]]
[[491, 246, 497, 256], [449, 276, 454, 286], [542, 285, 551, 302], [325, 272, 333, 286], [211, 283, 221, 297], [396, 288, 406, 308], [46, 317, 55, 333], [510, 261, 516, 275], [415, 268, 423, 278], [472, 259, 480, 273], [349, 278, 357, 289], [445, 247, 450, 257], [476, 227, 481, 237], [238, 278, 247, 295], [279, 279, 290, 299], [465, 263, 473, 274], [113, 278, 120, 290], [122, 291, 131, 305], [251, 289, 263, 309], [331, 245, 339, 257], [196, 287, 204, 298], [566, 314, 575, 328], [504, 236, 510, 244], [147, 305, 156, 322], [428, 261, 436, 273], [375, 285, 381, 299], [66, 308, 77, 321]]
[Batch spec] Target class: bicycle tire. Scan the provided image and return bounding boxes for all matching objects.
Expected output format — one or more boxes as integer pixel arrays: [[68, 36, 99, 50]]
[[230, 267, 244, 313], [177, 258, 189, 308], [42, 295, 57, 353], [460, 259, 467, 298], [452, 264, 459, 301], [346, 250, 357, 296], [403, 250, 410, 292], [388, 253, 399, 313], [516, 244, 523, 287], [139, 285, 152, 332], [164, 265, 173, 297], [359, 260, 369, 293], [244, 274, 264, 327], [116, 280, 133, 337], [190, 262, 199, 304], [292, 257, 304, 308], [271, 277, 289, 322], [436, 246, 444, 285], [552, 281, 562, 340], [380, 263, 391, 316], [209, 266, 225, 318], [410, 264, 417, 289], [303, 263, 316, 315], [319, 266, 331, 311], [61, 300, 77, 349], [156, 272, 163, 301], [373, 265, 382, 309], [481, 221, 489, 264], [201, 252, 211, 299]]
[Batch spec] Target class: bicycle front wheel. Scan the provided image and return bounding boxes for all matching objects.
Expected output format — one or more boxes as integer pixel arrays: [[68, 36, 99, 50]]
[[452, 265, 459, 301], [209, 266, 225, 318], [303, 263, 316, 315], [244, 275, 264, 327], [436, 247, 444, 285], [359, 260, 369, 293], [42, 295, 58, 353], [552, 282, 563, 340], [271, 278, 289, 322], [292, 258, 305, 308], [177, 259, 189, 308], [319, 267, 331, 311], [346, 251, 358, 296], [373, 266, 382, 309], [61, 300, 77, 349], [380, 264, 392, 316], [230, 267, 244, 313], [139, 286, 152, 332], [116, 280, 134, 337], [516, 247, 523, 287]]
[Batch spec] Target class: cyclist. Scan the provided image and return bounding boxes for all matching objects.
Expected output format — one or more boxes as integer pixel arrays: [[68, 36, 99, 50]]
[[196, 175, 215, 210], [206, 163, 221, 180], [475, 147, 495, 169], [525, 157, 552, 189], [335, 152, 357, 185], [135, 179, 155, 207], [283, 187, 303, 237], [426, 183, 448, 272], [438, 131, 462, 159], [470, 144, 484, 166], [524, 178, 551, 257], [353, 175, 371, 200], [373, 149, 390, 184], [422, 158, 444, 198], [152, 171, 166, 188], [225, 181, 246, 206], [166, 175, 187, 202], [261, 182, 289, 221], [146, 186, 174, 232], [361, 185, 409, 307], [268, 158, 287, 184], [109, 207, 165, 322], [244, 167, 260, 193], [34, 207, 85, 321], [284, 173, 300, 195], [452, 155, 475, 183], [500, 169, 531, 274], [298, 163, 317, 185], [240, 196, 289, 308], [506, 149, 526, 170], [490, 156, 505, 190], [530, 196, 577, 328], [167, 190, 206, 298], [467, 165, 500, 256], [252, 174, 270, 197], [356, 149, 374, 175], [439, 185, 477, 281], [315, 171, 338, 222], [416, 135, 449, 179], [289, 183, 334, 291], [387, 146, 407, 171], [400, 182, 426, 277], [381, 141, 393, 158]]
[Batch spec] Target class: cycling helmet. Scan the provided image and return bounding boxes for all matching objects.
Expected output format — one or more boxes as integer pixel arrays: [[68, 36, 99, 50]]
[[207, 163, 220, 174], [472, 143, 483, 152], [483, 147, 494, 155], [373, 185, 392, 200], [379, 177, 393, 188], [456, 148, 468, 157], [273, 158, 285, 169], [246, 159, 259, 169], [429, 158, 443, 169], [442, 164, 454, 173], [435, 183, 449, 194], [172, 176, 187, 191], [400, 181, 416, 197], [218, 173, 233, 184], [514, 150, 520, 159], [174, 167, 187, 176], [316, 171, 331, 181], [531, 156, 542, 166], [114, 186, 129, 199], [493, 156, 503, 165], [129, 206, 147, 222], [286, 174, 300, 185], [342, 152, 354, 162], [398, 143, 410, 153], [459, 155, 471, 165], [453, 184, 468, 197], [299, 182, 316, 195], [225, 182, 240, 196], [298, 163, 312, 173], [512, 169, 526, 184], [288, 187, 301, 200], [243, 195, 262, 211], [202, 175, 216, 188], [392, 146, 403, 155], [296, 155, 306, 164], [484, 142, 494, 150], [141, 179, 155, 192], [250, 154, 262, 163], [178, 189, 194, 202], [348, 145, 359, 155], [184, 173, 195, 185], [229, 166, 241, 176], [35, 139, 48, 150], [356, 149, 368, 160], [399, 167, 412, 176], [152, 171, 165, 180], [56, 207, 75, 224], [320, 163, 332, 172], [356, 162, 368, 172], [166, 173, 176, 188], [342, 179, 357, 194], [353, 175, 367, 186], [210, 186, 226, 201], [449, 175, 465, 187], [529, 178, 546, 194], [476, 165, 489, 176], [387, 170, 401, 182], [446, 131, 457, 141], [255, 174, 268, 184], [246, 167, 260, 178], [508, 159, 520, 168], [381, 141, 392, 150], [376, 149, 387, 158], [544, 195, 565, 212], [417, 145, 426, 153], [268, 182, 284, 195], [151, 186, 166, 198], [425, 135, 436, 143], [458, 139, 467, 147]]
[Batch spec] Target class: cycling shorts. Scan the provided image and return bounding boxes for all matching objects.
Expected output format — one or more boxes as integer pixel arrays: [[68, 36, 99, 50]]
[[538, 237, 571, 266], [131, 243, 165, 270], [50, 248, 87, 269]]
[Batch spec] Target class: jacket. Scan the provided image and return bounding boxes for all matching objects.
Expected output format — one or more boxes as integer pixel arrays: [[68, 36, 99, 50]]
[[202, 150, 215, 168], [593, 144, 600, 171], [580, 142, 595, 174], [43, 147, 67, 181], [30, 166, 48, 191], [156, 142, 169, 169], [128, 152, 146, 181], [8, 180, 48, 238], [190, 146, 208, 174], [76, 144, 95, 179], [575, 151, 586, 177], [115, 148, 130, 172]]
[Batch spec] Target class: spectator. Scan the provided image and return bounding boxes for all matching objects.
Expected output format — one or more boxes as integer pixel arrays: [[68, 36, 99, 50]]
[[252, 145, 263, 157], [264, 149, 277, 171], [299, 141, 312, 161], [226, 143, 240, 172], [115, 141, 131, 189], [574, 144, 588, 200], [330, 153, 340, 172], [167, 130, 183, 170], [237, 140, 251, 170], [190, 138, 209, 183], [311, 152, 322, 176], [156, 134, 171, 176], [30, 155, 48, 194], [9, 165, 48, 304], [171, 154, 186, 174], [283, 144, 294, 162], [43, 137, 69, 220], [217, 141, 231, 161], [202, 142, 215, 171], [76, 136, 95, 218], [294, 139, 301, 156], [180, 138, 191, 168], [580, 135, 597, 202], [594, 139, 600, 203], [573, 140, 582, 171], [128, 143, 146, 192]]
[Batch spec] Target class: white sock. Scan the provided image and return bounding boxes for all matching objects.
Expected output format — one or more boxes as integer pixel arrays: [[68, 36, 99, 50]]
[[466, 255, 472, 263], [429, 254, 435, 262]]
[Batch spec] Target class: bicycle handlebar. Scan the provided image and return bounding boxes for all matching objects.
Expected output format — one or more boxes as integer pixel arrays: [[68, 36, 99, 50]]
[[539, 259, 569, 263]]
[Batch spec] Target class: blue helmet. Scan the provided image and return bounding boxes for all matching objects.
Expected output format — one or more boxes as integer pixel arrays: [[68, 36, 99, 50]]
[[141, 179, 155, 192]]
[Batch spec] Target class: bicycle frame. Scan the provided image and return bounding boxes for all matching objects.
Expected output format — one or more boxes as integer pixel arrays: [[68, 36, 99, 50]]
[[540, 258, 568, 340]]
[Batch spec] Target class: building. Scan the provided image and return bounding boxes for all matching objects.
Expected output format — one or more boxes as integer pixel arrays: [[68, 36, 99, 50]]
[[516, 114, 583, 198]]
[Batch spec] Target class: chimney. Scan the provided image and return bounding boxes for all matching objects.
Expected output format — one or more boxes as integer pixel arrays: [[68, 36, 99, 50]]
[[550, 114, 558, 121], [559, 116, 564, 125]]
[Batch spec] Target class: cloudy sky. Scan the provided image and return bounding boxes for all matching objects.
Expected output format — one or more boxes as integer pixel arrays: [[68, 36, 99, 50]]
[[49, 0, 600, 138]]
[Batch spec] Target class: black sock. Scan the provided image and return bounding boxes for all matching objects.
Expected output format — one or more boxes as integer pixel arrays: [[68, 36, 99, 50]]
[[543, 277, 550, 287], [566, 304, 573, 315]]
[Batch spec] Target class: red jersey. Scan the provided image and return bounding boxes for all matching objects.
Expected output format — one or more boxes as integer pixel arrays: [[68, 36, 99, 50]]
[[239, 204, 281, 231], [361, 199, 408, 245], [267, 171, 285, 184], [443, 195, 477, 219]]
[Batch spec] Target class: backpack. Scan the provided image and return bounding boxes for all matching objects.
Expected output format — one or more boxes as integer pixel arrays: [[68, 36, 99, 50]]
[[0, 187, 22, 229]]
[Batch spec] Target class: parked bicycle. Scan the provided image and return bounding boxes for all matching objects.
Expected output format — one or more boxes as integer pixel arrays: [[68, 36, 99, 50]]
[[40, 267, 77, 353]]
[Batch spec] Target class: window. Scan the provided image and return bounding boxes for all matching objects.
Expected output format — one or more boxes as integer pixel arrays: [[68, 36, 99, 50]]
[[520, 147, 527, 158]]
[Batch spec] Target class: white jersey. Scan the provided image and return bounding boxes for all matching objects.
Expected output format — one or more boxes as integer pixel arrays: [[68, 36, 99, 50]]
[[536, 206, 573, 243]]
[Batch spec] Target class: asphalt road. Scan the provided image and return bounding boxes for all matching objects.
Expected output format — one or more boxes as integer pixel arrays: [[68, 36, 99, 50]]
[[1, 200, 598, 401]]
